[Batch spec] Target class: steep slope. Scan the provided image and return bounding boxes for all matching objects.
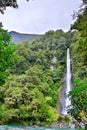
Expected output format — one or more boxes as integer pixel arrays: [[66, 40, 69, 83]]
[[9, 31, 40, 44], [0, 30, 78, 125]]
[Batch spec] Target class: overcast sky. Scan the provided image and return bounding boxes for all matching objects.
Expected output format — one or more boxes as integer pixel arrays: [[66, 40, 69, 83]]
[[0, 0, 81, 34]]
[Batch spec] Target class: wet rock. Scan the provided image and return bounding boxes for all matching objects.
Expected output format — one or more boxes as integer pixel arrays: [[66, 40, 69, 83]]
[[79, 122, 85, 129]]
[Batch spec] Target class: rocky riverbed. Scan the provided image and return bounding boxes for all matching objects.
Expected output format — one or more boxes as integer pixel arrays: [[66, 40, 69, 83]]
[[51, 121, 86, 129]]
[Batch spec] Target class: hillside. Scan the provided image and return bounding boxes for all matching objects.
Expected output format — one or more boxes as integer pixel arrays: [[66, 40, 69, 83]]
[[0, 27, 87, 128], [9, 31, 40, 44], [0, 29, 79, 125], [0, 0, 87, 128]]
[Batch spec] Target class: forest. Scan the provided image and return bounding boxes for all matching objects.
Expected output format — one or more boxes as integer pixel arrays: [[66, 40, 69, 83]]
[[0, 0, 87, 128]]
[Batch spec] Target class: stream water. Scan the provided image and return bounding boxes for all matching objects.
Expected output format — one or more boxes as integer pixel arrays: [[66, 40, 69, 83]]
[[0, 125, 84, 130]]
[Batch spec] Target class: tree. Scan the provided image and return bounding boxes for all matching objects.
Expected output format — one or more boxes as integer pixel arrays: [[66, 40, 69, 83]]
[[0, 29, 16, 85], [68, 80, 87, 127], [0, 0, 29, 14], [71, 7, 87, 64], [69, 1, 87, 127]]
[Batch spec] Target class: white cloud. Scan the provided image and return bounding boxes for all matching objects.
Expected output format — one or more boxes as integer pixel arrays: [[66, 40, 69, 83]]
[[0, 0, 81, 34]]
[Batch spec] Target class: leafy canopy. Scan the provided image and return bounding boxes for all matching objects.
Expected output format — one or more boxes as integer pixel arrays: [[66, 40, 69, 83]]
[[0, 29, 16, 85]]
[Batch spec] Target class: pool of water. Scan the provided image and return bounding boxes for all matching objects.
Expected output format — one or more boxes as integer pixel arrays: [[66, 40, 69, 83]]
[[0, 125, 84, 130]]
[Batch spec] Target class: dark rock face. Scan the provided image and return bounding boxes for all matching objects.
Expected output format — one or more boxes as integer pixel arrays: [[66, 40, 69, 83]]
[[9, 31, 40, 44]]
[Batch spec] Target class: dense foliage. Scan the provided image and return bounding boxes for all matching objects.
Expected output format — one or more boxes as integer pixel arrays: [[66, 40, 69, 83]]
[[69, 4, 87, 127], [0, 30, 77, 125], [69, 80, 87, 124], [0, 0, 86, 127], [0, 29, 16, 85], [0, 4, 87, 125]]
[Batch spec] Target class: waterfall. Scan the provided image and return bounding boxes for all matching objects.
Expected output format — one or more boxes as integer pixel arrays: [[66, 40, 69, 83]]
[[60, 48, 72, 115]]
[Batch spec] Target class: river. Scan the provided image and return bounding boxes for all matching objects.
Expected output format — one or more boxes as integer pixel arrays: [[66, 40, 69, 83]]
[[0, 125, 84, 130]]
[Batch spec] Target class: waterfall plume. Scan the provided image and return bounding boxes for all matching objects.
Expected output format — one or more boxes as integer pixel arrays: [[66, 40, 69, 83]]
[[60, 48, 72, 115]]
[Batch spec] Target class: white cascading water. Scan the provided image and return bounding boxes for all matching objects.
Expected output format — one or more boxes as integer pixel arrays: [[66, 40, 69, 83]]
[[65, 48, 71, 114], [61, 48, 71, 115]]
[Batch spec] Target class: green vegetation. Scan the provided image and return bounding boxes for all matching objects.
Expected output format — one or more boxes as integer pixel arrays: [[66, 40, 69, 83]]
[[0, 29, 77, 125], [0, 1, 87, 125], [0, 29, 16, 85], [0, 0, 86, 127], [68, 5, 87, 128], [69, 80, 87, 123]]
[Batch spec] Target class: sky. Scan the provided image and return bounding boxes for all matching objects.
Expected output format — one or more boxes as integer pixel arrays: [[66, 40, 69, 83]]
[[0, 0, 81, 34]]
